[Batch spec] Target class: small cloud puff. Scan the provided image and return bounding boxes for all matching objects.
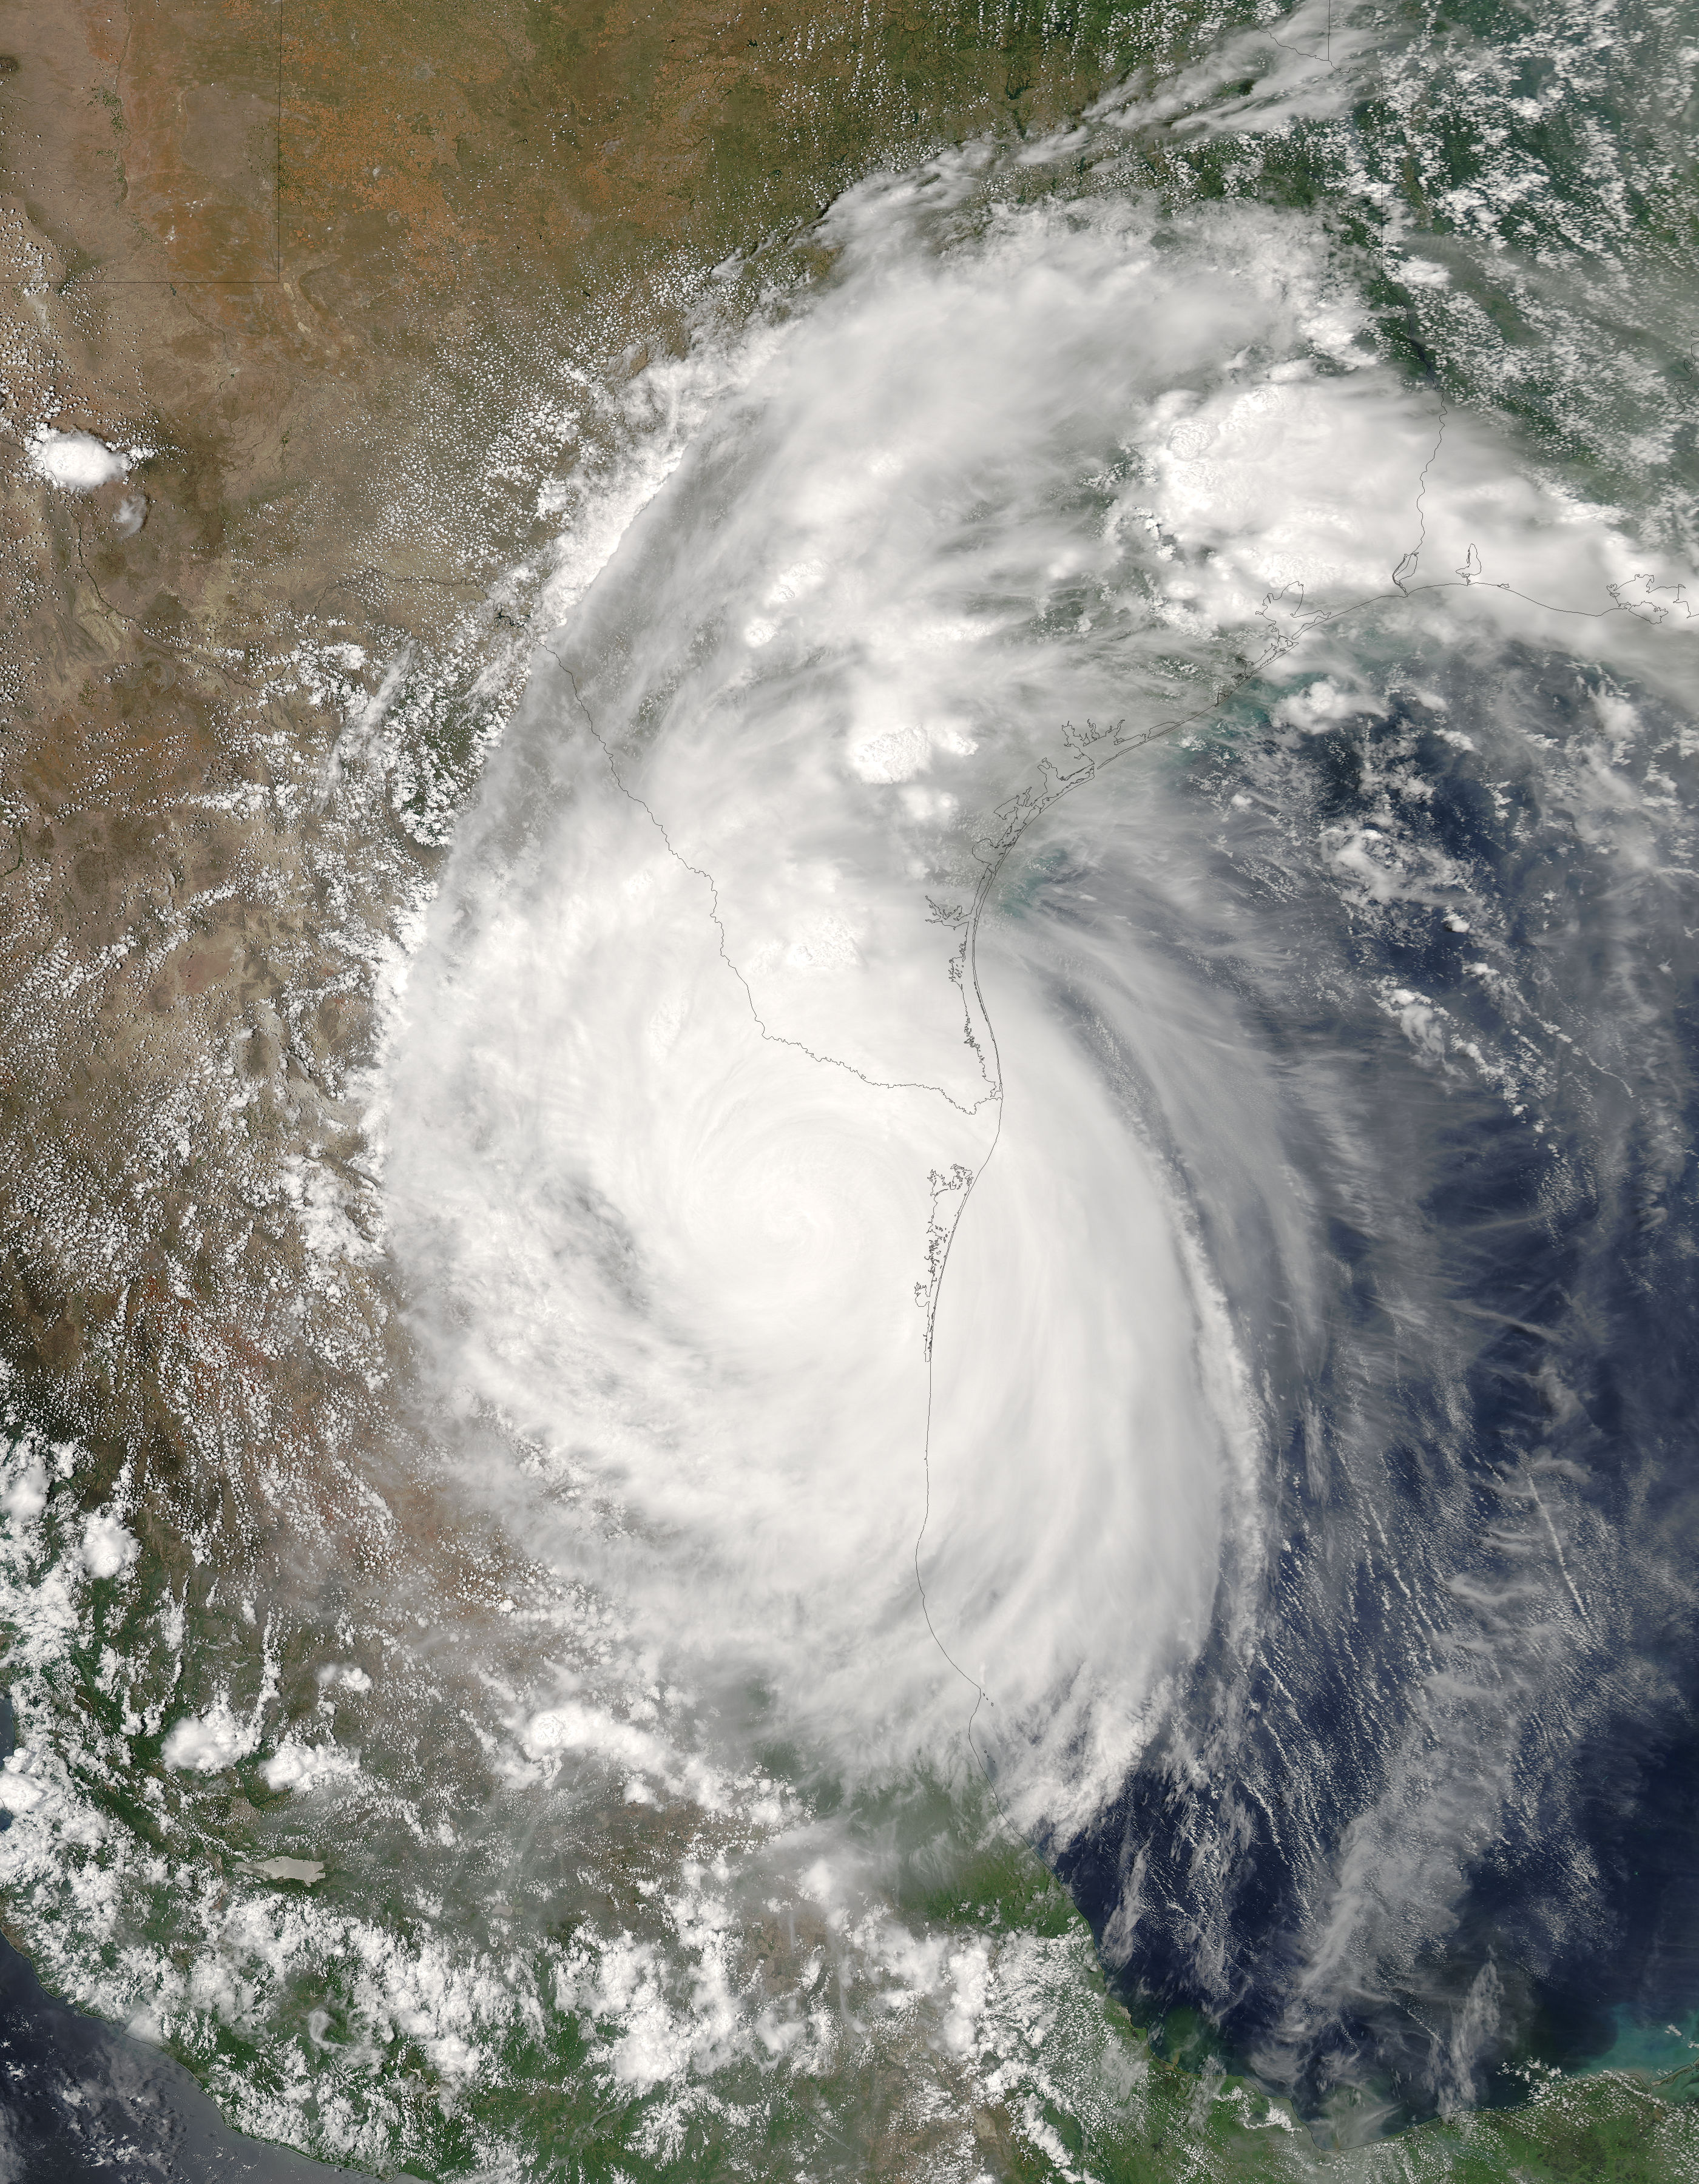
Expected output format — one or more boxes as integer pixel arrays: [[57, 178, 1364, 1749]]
[[261, 1740, 360, 1793], [80, 1511, 138, 1580], [161, 1705, 255, 1774], [316, 1662, 373, 1694], [25, 427, 144, 493]]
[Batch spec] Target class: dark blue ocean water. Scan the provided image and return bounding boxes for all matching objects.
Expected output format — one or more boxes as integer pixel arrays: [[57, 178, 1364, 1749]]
[[0, 1929, 357, 2181], [1052, 632, 1699, 2123], [4, 0, 1696, 2167]]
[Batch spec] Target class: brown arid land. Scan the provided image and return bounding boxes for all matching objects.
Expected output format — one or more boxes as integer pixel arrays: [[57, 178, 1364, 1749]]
[[0, 10, 1209, 2155], [0, 0, 1175, 1597]]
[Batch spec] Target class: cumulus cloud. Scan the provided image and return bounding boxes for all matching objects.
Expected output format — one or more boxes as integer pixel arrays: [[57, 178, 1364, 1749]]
[[24, 426, 146, 493], [161, 1705, 255, 1774], [79, 1512, 138, 1580]]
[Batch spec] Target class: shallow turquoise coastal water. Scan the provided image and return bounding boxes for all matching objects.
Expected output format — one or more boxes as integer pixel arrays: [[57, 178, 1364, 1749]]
[[3, 0, 1699, 2175]]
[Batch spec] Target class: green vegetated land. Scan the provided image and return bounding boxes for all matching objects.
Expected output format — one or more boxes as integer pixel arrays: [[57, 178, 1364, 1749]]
[[6, 0, 1699, 2179], [925, 1845, 1699, 2184]]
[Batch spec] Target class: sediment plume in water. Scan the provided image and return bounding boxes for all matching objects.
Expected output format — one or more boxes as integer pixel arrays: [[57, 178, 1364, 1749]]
[[5, 0, 1699, 2169]]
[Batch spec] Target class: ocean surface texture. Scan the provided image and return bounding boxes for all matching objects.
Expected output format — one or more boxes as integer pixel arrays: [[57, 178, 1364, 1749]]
[[3, 0, 1699, 2178]]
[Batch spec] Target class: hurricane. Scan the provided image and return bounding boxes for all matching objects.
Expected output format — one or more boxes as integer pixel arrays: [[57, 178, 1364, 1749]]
[[383, 73, 1699, 2128], [4, 0, 1699, 2174]]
